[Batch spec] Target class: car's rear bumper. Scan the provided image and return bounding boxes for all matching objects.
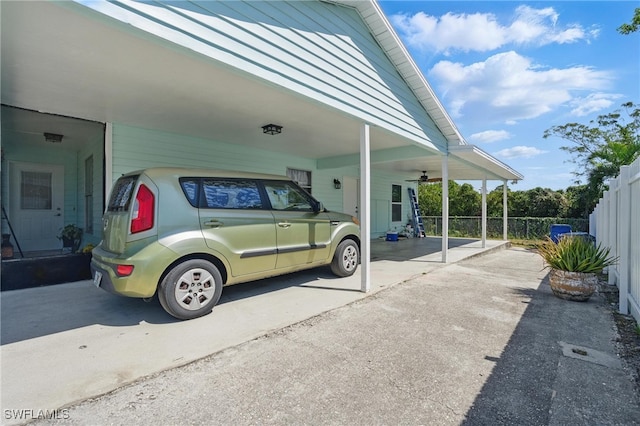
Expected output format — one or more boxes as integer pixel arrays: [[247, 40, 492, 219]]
[[90, 245, 166, 298], [90, 256, 156, 298]]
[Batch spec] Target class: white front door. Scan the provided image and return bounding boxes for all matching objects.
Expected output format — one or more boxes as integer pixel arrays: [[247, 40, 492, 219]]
[[9, 162, 65, 252], [342, 176, 360, 219]]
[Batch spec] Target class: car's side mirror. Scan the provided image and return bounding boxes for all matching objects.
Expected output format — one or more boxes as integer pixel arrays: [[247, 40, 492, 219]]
[[313, 201, 324, 213]]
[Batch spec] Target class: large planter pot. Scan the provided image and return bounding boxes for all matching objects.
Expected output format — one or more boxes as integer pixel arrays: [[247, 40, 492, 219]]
[[549, 269, 599, 302]]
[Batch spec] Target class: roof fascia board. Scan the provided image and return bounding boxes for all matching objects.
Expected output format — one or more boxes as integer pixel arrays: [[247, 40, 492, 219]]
[[449, 145, 524, 181]]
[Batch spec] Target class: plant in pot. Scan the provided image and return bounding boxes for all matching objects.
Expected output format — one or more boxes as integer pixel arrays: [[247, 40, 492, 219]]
[[57, 224, 83, 253], [537, 235, 617, 301]]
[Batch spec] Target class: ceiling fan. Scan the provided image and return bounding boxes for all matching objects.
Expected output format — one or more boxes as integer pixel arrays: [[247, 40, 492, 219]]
[[405, 171, 441, 184]]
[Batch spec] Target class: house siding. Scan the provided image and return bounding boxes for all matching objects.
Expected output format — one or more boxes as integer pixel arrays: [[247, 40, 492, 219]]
[[78, 0, 447, 152], [111, 124, 414, 237], [111, 124, 317, 180]]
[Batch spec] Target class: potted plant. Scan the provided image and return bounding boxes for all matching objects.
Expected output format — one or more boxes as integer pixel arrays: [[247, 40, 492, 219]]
[[537, 235, 617, 301], [58, 224, 83, 253]]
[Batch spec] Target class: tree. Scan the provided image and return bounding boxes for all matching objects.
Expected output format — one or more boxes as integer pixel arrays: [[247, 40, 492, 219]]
[[486, 186, 506, 217], [543, 102, 640, 212], [526, 187, 568, 218], [508, 190, 531, 217], [417, 182, 442, 216], [450, 183, 481, 216], [417, 181, 481, 216], [618, 8, 640, 34], [564, 185, 592, 219]]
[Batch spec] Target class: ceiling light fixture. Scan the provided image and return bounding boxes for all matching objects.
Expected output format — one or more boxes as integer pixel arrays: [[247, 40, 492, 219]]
[[262, 124, 282, 135], [44, 132, 63, 143]]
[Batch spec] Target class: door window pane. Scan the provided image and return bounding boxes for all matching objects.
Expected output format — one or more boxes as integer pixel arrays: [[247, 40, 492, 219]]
[[21, 171, 52, 210]]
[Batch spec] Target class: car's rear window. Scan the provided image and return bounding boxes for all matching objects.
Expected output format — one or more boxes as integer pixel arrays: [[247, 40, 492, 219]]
[[107, 175, 139, 212]]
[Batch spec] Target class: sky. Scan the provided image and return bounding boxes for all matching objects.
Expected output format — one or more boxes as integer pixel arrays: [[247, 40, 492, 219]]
[[378, 1, 640, 191]]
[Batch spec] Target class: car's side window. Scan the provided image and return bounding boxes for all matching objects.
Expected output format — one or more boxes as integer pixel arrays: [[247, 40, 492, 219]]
[[201, 179, 263, 209], [264, 181, 314, 211]]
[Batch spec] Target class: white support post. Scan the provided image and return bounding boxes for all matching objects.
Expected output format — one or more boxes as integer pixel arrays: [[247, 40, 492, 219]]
[[105, 122, 113, 198], [481, 177, 487, 248], [359, 123, 371, 293], [503, 180, 508, 241], [441, 154, 449, 263], [618, 166, 631, 314]]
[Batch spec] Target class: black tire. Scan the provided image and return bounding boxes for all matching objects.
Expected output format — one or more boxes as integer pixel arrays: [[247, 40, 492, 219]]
[[158, 259, 223, 320], [330, 239, 359, 277]]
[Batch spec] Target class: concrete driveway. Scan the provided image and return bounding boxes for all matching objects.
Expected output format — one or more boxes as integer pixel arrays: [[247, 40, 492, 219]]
[[4, 241, 640, 425], [1, 237, 505, 422]]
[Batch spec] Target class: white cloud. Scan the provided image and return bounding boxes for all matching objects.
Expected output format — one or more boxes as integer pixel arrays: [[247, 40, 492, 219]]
[[390, 5, 597, 54], [469, 130, 511, 143], [569, 93, 623, 116], [493, 146, 547, 159], [390, 11, 505, 54], [428, 51, 613, 122]]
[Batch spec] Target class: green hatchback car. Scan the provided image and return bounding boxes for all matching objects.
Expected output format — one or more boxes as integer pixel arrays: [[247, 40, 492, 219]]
[[91, 168, 361, 320]]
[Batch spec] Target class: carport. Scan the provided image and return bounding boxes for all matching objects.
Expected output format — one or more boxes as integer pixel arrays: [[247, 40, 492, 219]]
[[1, 1, 522, 294], [0, 236, 508, 420]]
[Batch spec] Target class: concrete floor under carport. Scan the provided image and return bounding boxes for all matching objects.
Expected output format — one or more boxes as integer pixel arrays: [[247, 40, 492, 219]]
[[0, 236, 508, 418]]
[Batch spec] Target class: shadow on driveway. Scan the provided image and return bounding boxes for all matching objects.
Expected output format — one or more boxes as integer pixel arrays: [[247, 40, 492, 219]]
[[462, 274, 640, 424], [0, 267, 341, 345]]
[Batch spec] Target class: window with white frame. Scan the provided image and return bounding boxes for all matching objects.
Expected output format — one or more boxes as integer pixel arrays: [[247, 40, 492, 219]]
[[287, 168, 312, 194], [392, 184, 402, 222]]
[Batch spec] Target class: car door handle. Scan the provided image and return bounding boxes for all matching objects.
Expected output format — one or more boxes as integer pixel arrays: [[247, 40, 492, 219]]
[[204, 220, 223, 228], [278, 222, 291, 229]]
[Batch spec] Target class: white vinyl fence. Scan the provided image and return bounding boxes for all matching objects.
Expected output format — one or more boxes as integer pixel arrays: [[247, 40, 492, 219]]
[[590, 157, 640, 324]]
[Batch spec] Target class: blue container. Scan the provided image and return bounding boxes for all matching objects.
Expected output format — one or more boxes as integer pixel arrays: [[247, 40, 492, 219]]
[[386, 232, 398, 242], [550, 224, 572, 243]]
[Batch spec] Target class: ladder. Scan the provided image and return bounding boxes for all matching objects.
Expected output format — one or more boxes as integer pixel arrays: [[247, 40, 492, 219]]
[[408, 188, 425, 238]]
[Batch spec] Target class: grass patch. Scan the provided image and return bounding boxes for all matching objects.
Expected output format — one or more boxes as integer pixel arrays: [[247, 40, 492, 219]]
[[509, 238, 543, 249]]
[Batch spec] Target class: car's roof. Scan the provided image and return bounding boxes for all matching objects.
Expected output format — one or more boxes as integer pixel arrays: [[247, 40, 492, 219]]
[[125, 167, 292, 181]]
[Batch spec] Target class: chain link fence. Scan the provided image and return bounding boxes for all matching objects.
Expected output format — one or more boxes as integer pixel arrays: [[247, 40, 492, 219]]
[[422, 216, 589, 240]]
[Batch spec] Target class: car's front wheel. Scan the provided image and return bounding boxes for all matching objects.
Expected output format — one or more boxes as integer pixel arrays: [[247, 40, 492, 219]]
[[158, 259, 223, 320], [331, 239, 359, 277]]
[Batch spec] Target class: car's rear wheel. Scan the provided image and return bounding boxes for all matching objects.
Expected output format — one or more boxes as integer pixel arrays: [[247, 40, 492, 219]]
[[331, 239, 359, 277], [158, 259, 223, 320]]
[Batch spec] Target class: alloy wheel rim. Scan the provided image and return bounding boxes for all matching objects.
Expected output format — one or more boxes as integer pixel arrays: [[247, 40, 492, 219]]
[[343, 246, 357, 271], [174, 268, 216, 310]]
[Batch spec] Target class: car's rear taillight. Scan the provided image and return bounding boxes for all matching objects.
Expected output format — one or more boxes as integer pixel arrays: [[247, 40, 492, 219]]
[[131, 184, 154, 233], [116, 264, 135, 277]]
